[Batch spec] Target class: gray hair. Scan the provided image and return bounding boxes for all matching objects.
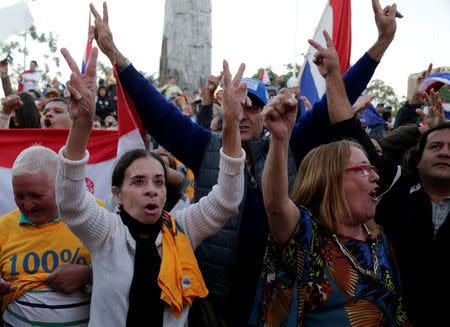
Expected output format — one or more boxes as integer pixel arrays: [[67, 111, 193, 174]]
[[12, 146, 58, 182]]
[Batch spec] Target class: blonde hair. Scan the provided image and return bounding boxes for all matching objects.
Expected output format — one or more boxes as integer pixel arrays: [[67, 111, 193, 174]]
[[290, 140, 380, 235]]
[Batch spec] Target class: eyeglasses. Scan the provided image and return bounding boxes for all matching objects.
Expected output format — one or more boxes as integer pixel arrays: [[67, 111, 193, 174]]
[[345, 164, 378, 176]]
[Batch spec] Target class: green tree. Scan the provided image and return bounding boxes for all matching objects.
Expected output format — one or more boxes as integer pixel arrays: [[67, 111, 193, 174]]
[[438, 85, 450, 103], [252, 67, 275, 85], [364, 79, 403, 115], [283, 63, 302, 80], [0, 25, 60, 91]]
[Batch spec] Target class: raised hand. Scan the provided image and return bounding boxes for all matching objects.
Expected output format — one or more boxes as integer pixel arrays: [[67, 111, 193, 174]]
[[202, 73, 223, 105], [222, 60, 246, 125], [90, 2, 125, 66], [416, 89, 446, 128], [300, 95, 312, 111], [208, 73, 222, 93], [61, 47, 98, 161], [352, 94, 375, 118], [372, 0, 403, 43], [221, 60, 246, 158], [60, 47, 98, 127], [308, 31, 340, 79], [0, 60, 8, 76], [90, 2, 112, 58], [410, 64, 441, 104], [1, 95, 23, 115], [262, 88, 298, 142]]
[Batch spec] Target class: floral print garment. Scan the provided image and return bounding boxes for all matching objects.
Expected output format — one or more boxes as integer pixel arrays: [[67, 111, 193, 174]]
[[250, 207, 410, 327]]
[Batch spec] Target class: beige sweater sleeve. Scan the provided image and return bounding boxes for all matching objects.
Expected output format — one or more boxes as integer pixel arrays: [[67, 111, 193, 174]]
[[56, 148, 117, 254], [56, 146, 246, 253]]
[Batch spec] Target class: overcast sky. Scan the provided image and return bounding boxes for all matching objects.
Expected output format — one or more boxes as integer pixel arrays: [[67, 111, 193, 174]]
[[2, 0, 449, 98]]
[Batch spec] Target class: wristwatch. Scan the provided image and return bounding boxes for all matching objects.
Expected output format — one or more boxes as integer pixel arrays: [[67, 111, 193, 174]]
[[117, 58, 131, 72]]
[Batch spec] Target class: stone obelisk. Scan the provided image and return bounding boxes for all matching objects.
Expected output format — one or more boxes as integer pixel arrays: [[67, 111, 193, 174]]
[[159, 0, 211, 94]]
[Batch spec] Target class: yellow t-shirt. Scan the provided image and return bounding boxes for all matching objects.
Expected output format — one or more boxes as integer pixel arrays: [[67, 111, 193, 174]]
[[0, 209, 92, 309]]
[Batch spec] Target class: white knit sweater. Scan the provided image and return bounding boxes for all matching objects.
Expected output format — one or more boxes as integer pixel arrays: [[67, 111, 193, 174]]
[[55, 147, 245, 327]]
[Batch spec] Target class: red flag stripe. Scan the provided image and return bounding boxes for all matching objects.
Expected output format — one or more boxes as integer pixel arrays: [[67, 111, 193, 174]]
[[0, 129, 118, 168], [330, 0, 352, 75]]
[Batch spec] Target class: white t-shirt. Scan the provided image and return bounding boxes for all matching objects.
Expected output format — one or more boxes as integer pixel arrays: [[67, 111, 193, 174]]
[[21, 71, 41, 91]]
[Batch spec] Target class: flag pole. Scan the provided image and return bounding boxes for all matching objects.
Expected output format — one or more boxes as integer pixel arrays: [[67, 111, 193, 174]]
[[296, 0, 331, 84]]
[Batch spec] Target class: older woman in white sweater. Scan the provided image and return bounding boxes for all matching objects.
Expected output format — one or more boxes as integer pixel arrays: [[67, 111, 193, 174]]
[[56, 47, 247, 326]]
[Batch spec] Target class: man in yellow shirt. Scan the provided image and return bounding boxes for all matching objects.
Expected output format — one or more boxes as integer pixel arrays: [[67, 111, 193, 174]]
[[0, 146, 93, 326]]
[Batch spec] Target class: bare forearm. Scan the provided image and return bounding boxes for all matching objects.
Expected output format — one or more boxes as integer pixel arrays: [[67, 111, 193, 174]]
[[1, 76, 14, 96], [202, 91, 214, 106], [64, 124, 91, 161], [105, 45, 126, 68], [263, 138, 298, 246], [326, 74, 353, 124], [367, 37, 392, 62], [221, 120, 241, 158]]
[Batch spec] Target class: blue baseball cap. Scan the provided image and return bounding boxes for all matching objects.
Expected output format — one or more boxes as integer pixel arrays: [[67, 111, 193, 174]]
[[240, 78, 269, 106]]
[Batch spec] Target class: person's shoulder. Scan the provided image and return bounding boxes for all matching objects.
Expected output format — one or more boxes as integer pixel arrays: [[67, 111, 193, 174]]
[[0, 209, 20, 228]]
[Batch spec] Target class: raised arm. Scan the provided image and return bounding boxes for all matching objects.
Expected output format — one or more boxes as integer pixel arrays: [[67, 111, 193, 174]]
[[175, 60, 246, 249], [290, 0, 402, 164], [0, 61, 14, 97], [309, 31, 353, 124], [89, 2, 210, 174], [0, 95, 22, 129], [262, 89, 300, 246], [221, 60, 245, 158], [196, 74, 221, 129], [60, 47, 98, 160], [367, 0, 403, 61], [57, 47, 120, 252]]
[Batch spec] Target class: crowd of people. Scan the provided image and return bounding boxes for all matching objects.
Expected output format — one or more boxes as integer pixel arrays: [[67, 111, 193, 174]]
[[0, 1, 449, 326]]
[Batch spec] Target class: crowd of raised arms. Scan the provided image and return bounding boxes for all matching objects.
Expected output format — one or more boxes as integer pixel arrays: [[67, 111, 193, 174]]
[[0, 1, 449, 327]]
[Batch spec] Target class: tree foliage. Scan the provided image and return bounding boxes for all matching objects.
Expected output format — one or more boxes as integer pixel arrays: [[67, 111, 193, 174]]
[[251, 63, 302, 86], [0, 25, 60, 89], [252, 67, 276, 85], [364, 79, 403, 113], [438, 85, 450, 103]]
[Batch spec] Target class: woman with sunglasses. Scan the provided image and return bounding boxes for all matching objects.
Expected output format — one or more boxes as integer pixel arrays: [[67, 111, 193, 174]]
[[54, 47, 246, 326], [250, 31, 409, 326]]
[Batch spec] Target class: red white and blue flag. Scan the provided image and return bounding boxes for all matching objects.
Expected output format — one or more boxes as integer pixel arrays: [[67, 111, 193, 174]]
[[299, 0, 351, 114], [81, 12, 93, 75], [260, 69, 271, 86], [418, 72, 450, 94], [0, 68, 145, 216]]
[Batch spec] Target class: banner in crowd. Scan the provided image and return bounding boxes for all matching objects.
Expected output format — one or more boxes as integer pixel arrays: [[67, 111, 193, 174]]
[[298, 0, 351, 114], [418, 72, 450, 94], [0, 68, 145, 216], [359, 103, 387, 129], [0, 1, 33, 42]]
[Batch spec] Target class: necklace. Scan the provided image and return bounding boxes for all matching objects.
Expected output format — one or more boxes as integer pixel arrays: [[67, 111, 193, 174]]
[[332, 224, 380, 281]]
